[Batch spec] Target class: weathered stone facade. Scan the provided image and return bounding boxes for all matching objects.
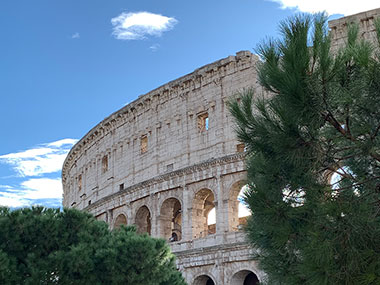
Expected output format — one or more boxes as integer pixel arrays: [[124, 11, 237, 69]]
[[62, 8, 380, 285], [329, 8, 380, 52], [62, 50, 265, 284]]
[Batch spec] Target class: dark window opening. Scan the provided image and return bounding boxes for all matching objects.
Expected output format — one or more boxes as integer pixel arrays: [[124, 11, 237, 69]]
[[197, 113, 209, 132], [102, 156, 108, 173], [140, 136, 148, 154]]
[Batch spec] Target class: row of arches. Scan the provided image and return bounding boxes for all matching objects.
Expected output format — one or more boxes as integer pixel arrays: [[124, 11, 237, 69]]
[[193, 270, 259, 285], [112, 183, 251, 241]]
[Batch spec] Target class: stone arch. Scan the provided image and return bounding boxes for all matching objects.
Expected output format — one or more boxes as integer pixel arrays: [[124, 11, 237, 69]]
[[113, 213, 127, 229], [192, 188, 216, 239], [230, 270, 260, 285], [159, 197, 182, 241], [228, 180, 251, 231], [135, 205, 151, 235], [193, 274, 215, 285]]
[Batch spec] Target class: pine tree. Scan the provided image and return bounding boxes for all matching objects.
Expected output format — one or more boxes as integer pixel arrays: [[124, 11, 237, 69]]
[[0, 207, 185, 285], [229, 13, 380, 285]]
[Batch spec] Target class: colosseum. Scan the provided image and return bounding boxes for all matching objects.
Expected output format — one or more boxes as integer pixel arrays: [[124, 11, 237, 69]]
[[62, 8, 380, 285]]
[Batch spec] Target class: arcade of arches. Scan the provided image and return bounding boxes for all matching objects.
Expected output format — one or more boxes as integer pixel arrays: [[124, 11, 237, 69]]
[[135, 205, 151, 234], [193, 275, 215, 285], [112, 182, 251, 240], [192, 270, 259, 285], [230, 270, 260, 285], [113, 213, 127, 229], [109, 182, 259, 284], [160, 198, 182, 241]]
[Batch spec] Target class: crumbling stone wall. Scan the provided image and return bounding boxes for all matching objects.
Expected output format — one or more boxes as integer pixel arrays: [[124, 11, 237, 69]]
[[62, 9, 380, 284], [62, 50, 264, 284], [329, 8, 380, 52]]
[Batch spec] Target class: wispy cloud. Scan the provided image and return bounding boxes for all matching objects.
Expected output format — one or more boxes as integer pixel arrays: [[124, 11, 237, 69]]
[[149, 43, 160, 52], [71, 32, 80, 39], [0, 139, 77, 177], [0, 139, 77, 208], [0, 178, 63, 208], [268, 0, 379, 15], [111, 11, 178, 40]]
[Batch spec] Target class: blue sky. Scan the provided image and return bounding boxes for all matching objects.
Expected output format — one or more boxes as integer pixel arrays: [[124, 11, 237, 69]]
[[0, 0, 378, 208]]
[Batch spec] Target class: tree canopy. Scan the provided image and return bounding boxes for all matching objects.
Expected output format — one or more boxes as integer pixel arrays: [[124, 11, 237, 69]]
[[0, 207, 185, 285], [229, 13, 380, 284]]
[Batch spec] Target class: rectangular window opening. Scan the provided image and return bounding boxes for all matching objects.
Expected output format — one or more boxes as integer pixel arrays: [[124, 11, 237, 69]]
[[102, 155, 108, 174], [140, 136, 148, 154], [167, 163, 173, 172], [197, 113, 209, 132], [237, 143, 245, 153], [78, 175, 82, 191], [119, 183, 124, 191]]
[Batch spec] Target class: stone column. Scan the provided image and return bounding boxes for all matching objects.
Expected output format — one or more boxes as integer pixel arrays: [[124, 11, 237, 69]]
[[216, 174, 228, 235], [149, 193, 158, 237], [126, 201, 133, 225], [106, 209, 113, 227], [181, 184, 192, 241]]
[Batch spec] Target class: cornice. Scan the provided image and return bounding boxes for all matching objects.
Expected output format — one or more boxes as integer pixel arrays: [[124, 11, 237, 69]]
[[62, 51, 257, 183], [173, 240, 252, 257], [83, 153, 246, 212]]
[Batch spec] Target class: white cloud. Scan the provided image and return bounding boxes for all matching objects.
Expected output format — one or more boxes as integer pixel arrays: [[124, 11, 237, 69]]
[[21, 178, 62, 200], [111, 11, 178, 40], [0, 178, 63, 208], [47, 138, 78, 148], [0, 195, 28, 208], [71, 32, 80, 39], [0, 138, 78, 177], [0, 139, 77, 208], [269, 0, 380, 15], [149, 43, 160, 52]]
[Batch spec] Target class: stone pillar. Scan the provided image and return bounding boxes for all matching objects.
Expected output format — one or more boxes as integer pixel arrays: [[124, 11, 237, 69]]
[[182, 184, 192, 241], [150, 193, 158, 237], [107, 209, 113, 226], [126, 201, 133, 225], [216, 175, 228, 235]]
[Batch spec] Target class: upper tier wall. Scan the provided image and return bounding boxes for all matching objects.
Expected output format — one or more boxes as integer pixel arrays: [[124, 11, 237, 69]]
[[329, 8, 380, 51], [62, 51, 262, 208]]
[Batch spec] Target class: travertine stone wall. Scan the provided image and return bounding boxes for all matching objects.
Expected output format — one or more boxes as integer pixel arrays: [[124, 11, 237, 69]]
[[62, 50, 261, 210], [62, 50, 265, 284], [329, 8, 380, 52], [62, 9, 380, 284]]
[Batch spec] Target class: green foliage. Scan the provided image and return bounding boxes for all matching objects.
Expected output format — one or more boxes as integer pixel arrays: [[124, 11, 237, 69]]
[[0, 207, 185, 285], [229, 13, 380, 285]]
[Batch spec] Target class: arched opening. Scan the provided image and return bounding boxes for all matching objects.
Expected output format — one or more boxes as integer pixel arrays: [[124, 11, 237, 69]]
[[229, 181, 251, 231], [135, 206, 151, 235], [231, 270, 260, 285], [193, 275, 215, 285], [159, 198, 182, 241], [238, 185, 251, 226], [192, 188, 216, 238], [113, 214, 127, 229]]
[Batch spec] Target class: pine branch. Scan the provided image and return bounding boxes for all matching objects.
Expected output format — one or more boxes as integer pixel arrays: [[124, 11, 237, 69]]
[[345, 106, 352, 138], [371, 123, 380, 140], [326, 166, 355, 181], [322, 111, 354, 141], [332, 176, 380, 192], [322, 110, 380, 162], [332, 153, 360, 161]]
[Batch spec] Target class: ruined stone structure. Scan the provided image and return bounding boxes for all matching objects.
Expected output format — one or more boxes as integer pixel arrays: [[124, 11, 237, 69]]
[[62, 8, 380, 285], [62, 50, 264, 284], [329, 8, 380, 52]]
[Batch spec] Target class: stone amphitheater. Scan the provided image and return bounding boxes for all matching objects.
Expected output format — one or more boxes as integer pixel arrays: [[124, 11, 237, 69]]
[[62, 8, 380, 285]]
